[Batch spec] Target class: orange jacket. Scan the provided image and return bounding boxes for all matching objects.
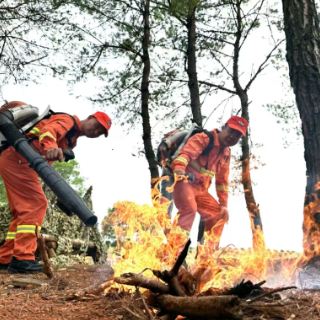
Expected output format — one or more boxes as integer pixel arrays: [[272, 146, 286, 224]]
[[27, 114, 82, 155], [170, 129, 230, 206]]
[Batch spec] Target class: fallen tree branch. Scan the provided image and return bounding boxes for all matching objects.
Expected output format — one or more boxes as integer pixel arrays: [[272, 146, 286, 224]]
[[36, 225, 54, 279], [243, 304, 286, 319], [42, 234, 95, 249], [171, 239, 191, 275], [66, 278, 114, 300], [153, 239, 191, 297], [168, 276, 186, 297], [122, 306, 145, 320], [155, 294, 243, 320], [115, 273, 170, 294], [136, 288, 154, 320], [246, 286, 297, 304]]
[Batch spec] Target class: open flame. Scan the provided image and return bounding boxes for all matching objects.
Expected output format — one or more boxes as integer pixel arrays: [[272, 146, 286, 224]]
[[104, 178, 320, 291]]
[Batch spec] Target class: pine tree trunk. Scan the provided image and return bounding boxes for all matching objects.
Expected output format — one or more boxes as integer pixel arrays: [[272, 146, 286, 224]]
[[240, 107, 264, 251], [186, 1, 206, 242], [282, 0, 320, 257], [233, 0, 264, 251], [186, 2, 202, 127], [141, 0, 159, 183]]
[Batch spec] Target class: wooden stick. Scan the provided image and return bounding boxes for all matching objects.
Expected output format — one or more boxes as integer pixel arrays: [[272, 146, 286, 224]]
[[246, 286, 297, 304], [36, 224, 54, 279], [115, 273, 170, 294], [47, 248, 56, 258], [155, 294, 243, 320], [136, 288, 154, 320], [171, 239, 191, 275], [168, 276, 186, 297], [122, 306, 145, 320], [66, 278, 114, 300], [42, 234, 95, 248]]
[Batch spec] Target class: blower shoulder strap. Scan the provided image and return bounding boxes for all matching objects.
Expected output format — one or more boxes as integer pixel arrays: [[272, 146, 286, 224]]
[[27, 110, 78, 148], [201, 130, 214, 156], [46, 111, 77, 148]]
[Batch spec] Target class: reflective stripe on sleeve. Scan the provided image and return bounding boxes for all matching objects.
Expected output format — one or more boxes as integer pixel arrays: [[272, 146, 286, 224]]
[[39, 132, 56, 142], [29, 127, 40, 136], [173, 156, 188, 166], [216, 185, 229, 192]]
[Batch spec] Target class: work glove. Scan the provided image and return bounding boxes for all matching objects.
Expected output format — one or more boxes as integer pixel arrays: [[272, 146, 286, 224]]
[[220, 205, 229, 224], [173, 169, 186, 176]]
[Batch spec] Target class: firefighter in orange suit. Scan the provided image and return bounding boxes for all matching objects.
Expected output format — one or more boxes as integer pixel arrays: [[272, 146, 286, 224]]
[[0, 101, 112, 274], [170, 116, 248, 249]]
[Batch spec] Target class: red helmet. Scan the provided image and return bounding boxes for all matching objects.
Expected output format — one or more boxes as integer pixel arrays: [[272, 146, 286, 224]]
[[92, 111, 112, 137]]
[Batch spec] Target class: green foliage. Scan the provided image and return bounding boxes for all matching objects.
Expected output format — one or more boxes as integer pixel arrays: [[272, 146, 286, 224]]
[[0, 160, 86, 205], [0, 0, 79, 85], [53, 160, 87, 196], [0, 177, 7, 205], [103, 207, 117, 248]]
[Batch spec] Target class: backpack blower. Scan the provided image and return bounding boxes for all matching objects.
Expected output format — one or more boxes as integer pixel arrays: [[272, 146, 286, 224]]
[[0, 104, 97, 227], [157, 123, 214, 217]]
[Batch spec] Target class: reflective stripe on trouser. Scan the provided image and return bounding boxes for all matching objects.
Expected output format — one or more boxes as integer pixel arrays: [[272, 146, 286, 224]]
[[0, 147, 47, 262], [0, 215, 18, 264], [6, 232, 16, 240], [173, 180, 226, 233]]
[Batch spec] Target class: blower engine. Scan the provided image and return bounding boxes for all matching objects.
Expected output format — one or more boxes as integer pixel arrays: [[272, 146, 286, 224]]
[[0, 104, 97, 227]]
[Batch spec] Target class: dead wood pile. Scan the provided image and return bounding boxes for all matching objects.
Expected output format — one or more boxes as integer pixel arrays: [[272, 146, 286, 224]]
[[65, 239, 296, 320]]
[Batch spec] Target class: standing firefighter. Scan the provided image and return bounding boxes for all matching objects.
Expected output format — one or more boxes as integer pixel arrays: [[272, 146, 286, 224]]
[[0, 101, 112, 274], [171, 116, 248, 249]]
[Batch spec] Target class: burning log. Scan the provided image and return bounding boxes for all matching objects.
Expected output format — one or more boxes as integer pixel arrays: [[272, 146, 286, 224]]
[[155, 294, 243, 320], [227, 279, 266, 298], [36, 225, 54, 279], [153, 239, 192, 297], [177, 268, 196, 296], [115, 239, 192, 297]]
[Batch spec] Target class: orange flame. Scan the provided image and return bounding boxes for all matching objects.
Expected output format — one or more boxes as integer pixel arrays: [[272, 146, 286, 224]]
[[106, 178, 319, 292]]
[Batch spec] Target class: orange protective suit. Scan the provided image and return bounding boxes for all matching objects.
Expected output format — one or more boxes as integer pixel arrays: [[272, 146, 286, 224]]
[[0, 107, 81, 263], [170, 129, 230, 235]]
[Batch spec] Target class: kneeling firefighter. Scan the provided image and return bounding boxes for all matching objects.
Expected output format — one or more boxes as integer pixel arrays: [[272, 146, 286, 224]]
[[0, 101, 112, 274], [158, 116, 248, 251]]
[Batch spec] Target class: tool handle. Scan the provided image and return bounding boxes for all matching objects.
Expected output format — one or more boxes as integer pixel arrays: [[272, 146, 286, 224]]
[[63, 148, 75, 162]]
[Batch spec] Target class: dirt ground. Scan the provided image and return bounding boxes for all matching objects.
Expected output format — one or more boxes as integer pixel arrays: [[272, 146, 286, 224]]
[[0, 264, 320, 320]]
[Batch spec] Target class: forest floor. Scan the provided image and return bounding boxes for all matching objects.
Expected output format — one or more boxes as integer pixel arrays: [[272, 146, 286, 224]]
[[0, 255, 319, 319]]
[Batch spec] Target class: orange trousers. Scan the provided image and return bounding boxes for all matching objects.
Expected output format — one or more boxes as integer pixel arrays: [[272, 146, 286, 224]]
[[0, 147, 47, 263], [173, 181, 225, 235]]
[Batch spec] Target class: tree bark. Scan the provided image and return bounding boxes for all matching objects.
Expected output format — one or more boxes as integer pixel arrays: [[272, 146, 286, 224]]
[[186, 2, 202, 127], [233, 0, 264, 251], [141, 0, 159, 183], [186, 0, 207, 245], [155, 294, 243, 320], [282, 0, 320, 257], [114, 273, 171, 294]]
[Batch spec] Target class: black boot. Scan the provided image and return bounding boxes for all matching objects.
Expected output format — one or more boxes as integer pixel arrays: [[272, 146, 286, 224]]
[[8, 257, 43, 274], [0, 263, 9, 270]]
